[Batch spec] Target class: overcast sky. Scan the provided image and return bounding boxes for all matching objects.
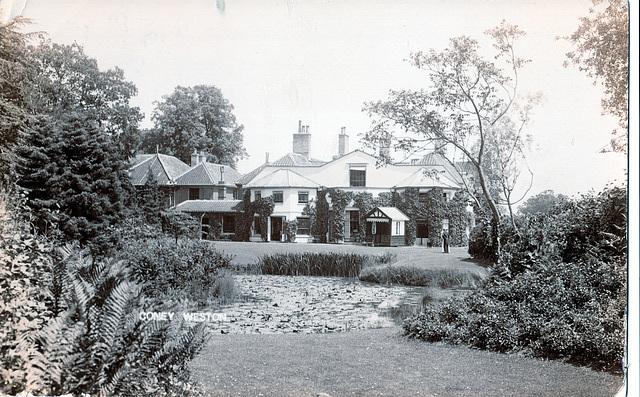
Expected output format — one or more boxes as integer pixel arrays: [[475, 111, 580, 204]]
[[4, 0, 629, 200]]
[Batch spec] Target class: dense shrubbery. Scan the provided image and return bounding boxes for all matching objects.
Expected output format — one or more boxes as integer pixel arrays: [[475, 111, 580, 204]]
[[405, 186, 627, 372], [359, 264, 485, 288], [121, 238, 234, 304], [1, 193, 208, 395]]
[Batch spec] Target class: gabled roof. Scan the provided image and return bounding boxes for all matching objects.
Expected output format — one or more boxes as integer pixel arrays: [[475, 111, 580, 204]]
[[175, 162, 243, 186], [129, 153, 191, 186], [366, 207, 409, 222], [270, 153, 326, 167], [394, 168, 460, 189], [174, 200, 242, 213], [245, 168, 320, 188]]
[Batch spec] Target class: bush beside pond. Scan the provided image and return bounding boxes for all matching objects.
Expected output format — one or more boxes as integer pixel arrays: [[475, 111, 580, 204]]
[[405, 186, 627, 372], [121, 238, 235, 304]]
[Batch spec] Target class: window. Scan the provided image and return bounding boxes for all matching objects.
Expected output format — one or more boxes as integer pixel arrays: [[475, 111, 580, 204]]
[[297, 217, 310, 235], [396, 221, 400, 235], [298, 191, 309, 204], [218, 188, 225, 200], [232, 189, 238, 200], [189, 188, 199, 200], [273, 191, 284, 203], [255, 190, 261, 200], [349, 169, 366, 187], [222, 215, 235, 233]]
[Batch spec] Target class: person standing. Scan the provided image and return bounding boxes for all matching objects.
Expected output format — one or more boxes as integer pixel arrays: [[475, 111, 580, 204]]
[[441, 228, 449, 253]]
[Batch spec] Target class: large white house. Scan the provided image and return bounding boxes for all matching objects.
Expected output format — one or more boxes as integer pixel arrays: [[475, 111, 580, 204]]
[[237, 121, 468, 243], [130, 121, 471, 244]]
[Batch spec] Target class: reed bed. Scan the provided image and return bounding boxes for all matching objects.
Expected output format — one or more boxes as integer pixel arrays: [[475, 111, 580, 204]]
[[359, 264, 486, 288], [257, 252, 376, 278]]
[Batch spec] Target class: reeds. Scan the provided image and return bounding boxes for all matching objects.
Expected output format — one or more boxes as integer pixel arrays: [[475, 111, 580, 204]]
[[257, 252, 373, 278], [359, 265, 486, 288]]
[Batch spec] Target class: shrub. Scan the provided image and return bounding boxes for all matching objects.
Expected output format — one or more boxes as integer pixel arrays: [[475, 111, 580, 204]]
[[120, 238, 234, 303], [405, 186, 627, 372]]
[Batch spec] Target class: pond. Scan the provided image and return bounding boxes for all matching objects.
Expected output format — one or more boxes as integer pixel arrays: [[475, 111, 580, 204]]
[[204, 275, 468, 335]]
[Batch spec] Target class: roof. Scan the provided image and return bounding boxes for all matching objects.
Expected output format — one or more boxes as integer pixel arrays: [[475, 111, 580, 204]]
[[270, 153, 326, 167], [236, 163, 268, 185], [175, 162, 243, 186], [174, 200, 242, 213], [129, 153, 191, 185], [245, 168, 320, 188], [394, 168, 460, 189], [366, 207, 410, 222]]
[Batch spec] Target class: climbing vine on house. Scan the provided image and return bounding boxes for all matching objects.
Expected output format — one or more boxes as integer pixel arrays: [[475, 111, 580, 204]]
[[236, 189, 253, 241], [253, 197, 274, 241], [327, 188, 353, 243], [352, 192, 375, 242], [311, 190, 329, 243]]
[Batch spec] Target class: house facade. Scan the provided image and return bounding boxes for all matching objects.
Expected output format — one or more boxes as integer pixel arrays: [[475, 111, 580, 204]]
[[130, 122, 472, 244], [238, 122, 470, 244]]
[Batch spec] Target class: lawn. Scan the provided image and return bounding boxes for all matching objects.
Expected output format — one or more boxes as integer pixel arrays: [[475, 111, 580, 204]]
[[191, 326, 623, 397]]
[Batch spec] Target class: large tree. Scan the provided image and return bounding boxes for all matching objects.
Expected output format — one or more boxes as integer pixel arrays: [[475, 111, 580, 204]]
[[14, 40, 141, 244], [18, 114, 130, 243], [25, 41, 143, 160], [140, 85, 246, 167], [362, 21, 533, 253], [0, 17, 41, 187], [563, 0, 629, 153]]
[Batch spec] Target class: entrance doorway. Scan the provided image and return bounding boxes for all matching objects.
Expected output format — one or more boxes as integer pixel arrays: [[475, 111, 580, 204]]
[[270, 216, 283, 242]]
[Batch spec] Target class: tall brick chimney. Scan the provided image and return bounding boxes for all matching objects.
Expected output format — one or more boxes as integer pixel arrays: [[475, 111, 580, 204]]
[[293, 120, 311, 159], [338, 127, 349, 156]]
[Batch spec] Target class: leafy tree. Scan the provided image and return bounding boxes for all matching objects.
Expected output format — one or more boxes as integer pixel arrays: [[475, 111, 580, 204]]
[[140, 85, 246, 166], [363, 21, 532, 254], [518, 189, 569, 216], [161, 209, 200, 244], [25, 41, 143, 160], [563, 0, 629, 153]]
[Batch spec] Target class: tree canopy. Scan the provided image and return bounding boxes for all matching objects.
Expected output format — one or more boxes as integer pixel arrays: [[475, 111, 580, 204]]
[[10, 38, 141, 244], [140, 85, 246, 167], [362, 21, 535, 252], [563, 0, 629, 153]]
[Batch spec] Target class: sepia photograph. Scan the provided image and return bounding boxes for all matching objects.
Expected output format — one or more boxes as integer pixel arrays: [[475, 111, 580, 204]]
[[0, 0, 635, 396]]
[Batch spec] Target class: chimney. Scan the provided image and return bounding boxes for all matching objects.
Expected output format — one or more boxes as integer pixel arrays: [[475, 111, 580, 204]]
[[191, 149, 199, 167], [219, 165, 225, 184], [338, 127, 349, 156], [293, 120, 311, 159], [265, 152, 270, 164], [199, 150, 207, 164]]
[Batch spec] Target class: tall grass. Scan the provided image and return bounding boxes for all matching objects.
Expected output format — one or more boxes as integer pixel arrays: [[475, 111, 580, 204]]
[[359, 264, 485, 288], [257, 252, 380, 278]]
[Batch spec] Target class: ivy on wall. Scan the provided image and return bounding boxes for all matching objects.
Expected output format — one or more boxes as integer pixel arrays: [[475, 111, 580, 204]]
[[327, 188, 353, 243], [311, 190, 329, 243], [253, 197, 274, 241], [352, 192, 375, 242]]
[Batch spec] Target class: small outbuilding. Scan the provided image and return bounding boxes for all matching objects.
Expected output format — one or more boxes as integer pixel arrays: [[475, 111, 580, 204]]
[[364, 207, 409, 247]]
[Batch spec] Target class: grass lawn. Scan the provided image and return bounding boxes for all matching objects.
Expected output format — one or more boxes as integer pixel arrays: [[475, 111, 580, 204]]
[[211, 241, 486, 272], [191, 326, 622, 397]]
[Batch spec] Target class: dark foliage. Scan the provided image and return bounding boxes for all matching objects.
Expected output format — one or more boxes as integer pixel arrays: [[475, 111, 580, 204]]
[[405, 186, 627, 372]]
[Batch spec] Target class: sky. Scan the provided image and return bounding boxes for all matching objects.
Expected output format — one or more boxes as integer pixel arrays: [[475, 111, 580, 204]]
[[1, 0, 630, 201]]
